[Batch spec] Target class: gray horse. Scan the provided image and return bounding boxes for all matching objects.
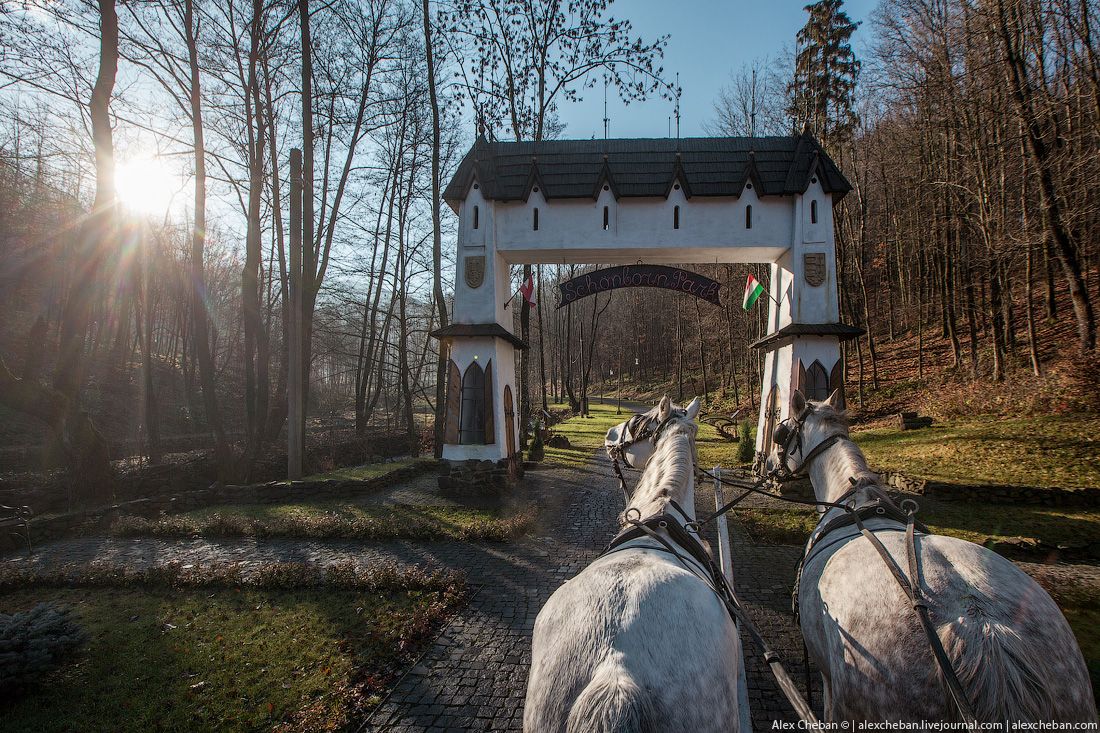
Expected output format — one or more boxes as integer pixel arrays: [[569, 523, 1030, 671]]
[[524, 397, 747, 732], [771, 389, 1096, 724]]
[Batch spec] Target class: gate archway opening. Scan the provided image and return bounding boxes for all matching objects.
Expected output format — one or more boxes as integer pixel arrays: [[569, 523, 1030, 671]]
[[432, 134, 863, 467]]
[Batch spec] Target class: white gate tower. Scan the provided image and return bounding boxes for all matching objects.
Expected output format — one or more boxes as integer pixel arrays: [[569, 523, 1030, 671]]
[[432, 134, 862, 467]]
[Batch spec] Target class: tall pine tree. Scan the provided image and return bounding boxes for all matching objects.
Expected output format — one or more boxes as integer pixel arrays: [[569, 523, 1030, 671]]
[[788, 0, 860, 148]]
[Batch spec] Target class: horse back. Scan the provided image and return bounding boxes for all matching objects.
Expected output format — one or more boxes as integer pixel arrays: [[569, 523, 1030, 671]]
[[525, 549, 744, 732], [801, 531, 1097, 723]]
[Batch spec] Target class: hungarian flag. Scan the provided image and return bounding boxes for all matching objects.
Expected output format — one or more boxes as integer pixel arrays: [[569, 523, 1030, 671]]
[[742, 274, 765, 311], [519, 274, 536, 307]]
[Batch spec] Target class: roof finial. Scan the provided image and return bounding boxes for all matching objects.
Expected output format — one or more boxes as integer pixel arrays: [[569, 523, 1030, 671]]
[[674, 72, 682, 140], [603, 77, 610, 140], [749, 67, 757, 152]]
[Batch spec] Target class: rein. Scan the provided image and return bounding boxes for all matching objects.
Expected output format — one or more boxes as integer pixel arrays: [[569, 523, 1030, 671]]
[[602, 502, 820, 727], [604, 404, 979, 726], [603, 412, 821, 727]]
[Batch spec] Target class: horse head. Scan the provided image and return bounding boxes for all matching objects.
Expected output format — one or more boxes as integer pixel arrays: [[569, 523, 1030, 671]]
[[605, 395, 701, 470], [765, 388, 848, 476]]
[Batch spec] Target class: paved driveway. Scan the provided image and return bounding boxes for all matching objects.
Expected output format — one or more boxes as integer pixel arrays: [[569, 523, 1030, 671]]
[[8, 450, 816, 731]]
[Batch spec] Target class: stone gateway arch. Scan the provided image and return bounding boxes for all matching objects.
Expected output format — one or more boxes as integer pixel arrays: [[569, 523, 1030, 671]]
[[431, 133, 863, 468]]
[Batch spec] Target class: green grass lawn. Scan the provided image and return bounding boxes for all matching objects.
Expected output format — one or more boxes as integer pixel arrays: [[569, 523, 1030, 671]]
[[853, 414, 1100, 489], [731, 497, 1100, 555], [543, 400, 748, 470], [1062, 606, 1100, 700], [542, 402, 636, 467], [112, 502, 535, 543], [0, 584, 462, 732]]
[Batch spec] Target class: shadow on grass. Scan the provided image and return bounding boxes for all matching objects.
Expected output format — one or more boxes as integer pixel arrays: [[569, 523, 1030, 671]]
[[0, 583, 464, 733]]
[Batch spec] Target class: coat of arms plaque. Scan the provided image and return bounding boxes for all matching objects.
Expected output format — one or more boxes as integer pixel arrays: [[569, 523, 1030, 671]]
[[464, 255, 485, 289], [804, 253, 826, 287]]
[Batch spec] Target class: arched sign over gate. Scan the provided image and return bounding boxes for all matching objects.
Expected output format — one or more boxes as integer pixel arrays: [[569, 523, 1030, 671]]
[[556, 265, 722, 308], [430, 134, 863, 467]]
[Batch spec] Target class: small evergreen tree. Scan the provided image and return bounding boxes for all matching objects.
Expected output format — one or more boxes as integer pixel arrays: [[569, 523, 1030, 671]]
[[787, 0, 861, 148], [528, 420, 545, 462], [737, 420, 755, 464]]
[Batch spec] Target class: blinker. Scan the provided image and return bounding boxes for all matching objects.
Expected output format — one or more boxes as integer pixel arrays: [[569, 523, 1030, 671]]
[[773, 423, 792, 446]]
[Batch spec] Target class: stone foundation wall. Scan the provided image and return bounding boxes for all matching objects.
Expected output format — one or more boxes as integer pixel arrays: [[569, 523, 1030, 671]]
[[436, 458, 522, 504]]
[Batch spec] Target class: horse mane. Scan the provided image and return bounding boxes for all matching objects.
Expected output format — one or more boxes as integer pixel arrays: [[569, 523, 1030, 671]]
[[811, 402, 850, 431], [621, 415, 697, 523]]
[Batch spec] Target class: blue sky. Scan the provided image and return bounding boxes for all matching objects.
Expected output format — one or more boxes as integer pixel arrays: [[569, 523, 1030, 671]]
[[556, 0, 879, 139]]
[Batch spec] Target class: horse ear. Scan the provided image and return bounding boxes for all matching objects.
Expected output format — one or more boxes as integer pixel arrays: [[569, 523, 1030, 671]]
[[658, 395, 672, 421], [791, 389, 807, 416], [825, 389, 842, 409], [685, 396, 701, 420]]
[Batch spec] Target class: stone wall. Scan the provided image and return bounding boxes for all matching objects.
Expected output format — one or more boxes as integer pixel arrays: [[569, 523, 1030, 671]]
[[0, 459, 436, 555], [0, 432, 421, 516], [878, 470, 1100, 507]]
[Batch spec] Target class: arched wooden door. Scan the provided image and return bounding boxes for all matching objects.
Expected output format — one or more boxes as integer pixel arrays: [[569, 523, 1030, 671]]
[[503, 386, 515, 457], [763, 386, 780, 449]]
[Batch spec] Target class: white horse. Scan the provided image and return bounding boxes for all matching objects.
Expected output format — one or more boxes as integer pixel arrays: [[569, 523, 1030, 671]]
[[524, 397, 748, 732], [769, 389, 1097, 724]]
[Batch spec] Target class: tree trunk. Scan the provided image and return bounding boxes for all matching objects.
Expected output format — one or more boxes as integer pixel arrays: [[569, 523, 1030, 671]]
[[996, 0, 1096, 351], [47, 0, 118, 500], [184, 0, 231, 473], [422, 0, 448, 456]]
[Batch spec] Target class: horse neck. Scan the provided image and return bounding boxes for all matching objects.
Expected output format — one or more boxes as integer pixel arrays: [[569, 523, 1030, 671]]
[[626, 426, 696, 521], [807, 436, 880, 507]]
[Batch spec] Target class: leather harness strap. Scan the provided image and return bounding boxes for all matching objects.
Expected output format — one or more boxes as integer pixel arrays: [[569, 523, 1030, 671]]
[[608, 403, 981, 725], [600, 508, 821, 728]]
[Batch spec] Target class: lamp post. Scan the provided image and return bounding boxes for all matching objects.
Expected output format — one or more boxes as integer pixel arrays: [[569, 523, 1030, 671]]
[[287, 148, 303, 480], [617, 348, 624, 414]]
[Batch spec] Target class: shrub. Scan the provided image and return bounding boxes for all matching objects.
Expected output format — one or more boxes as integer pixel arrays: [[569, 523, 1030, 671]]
[[737, 421, 755, 464], [0, 560, 467, 595], [0, 603, 87, 695], [528, 422, 545, 462]]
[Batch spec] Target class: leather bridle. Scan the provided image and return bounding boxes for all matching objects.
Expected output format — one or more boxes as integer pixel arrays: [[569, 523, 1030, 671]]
[[603, 402, 980, 726], [769, 404, 847, 483], [605, 410, 686, 503]]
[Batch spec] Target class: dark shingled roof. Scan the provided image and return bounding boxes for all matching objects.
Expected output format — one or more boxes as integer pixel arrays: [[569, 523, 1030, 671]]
[[749, 322, 865, 352], [430, 323, 529, 350], [443, 133, 851, 205]]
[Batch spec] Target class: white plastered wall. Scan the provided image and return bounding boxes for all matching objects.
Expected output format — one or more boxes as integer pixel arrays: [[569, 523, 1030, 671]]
[[754, 172, 843, 459], [444, 171, 843, 467]]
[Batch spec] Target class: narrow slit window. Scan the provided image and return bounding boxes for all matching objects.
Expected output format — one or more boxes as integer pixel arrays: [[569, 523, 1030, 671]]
[[746, 205, 753, 229], [811, 200, 818, 224], [673, 205, 680, 230], [603, 206, 609, 230], [473, 205, 479, 230], [533, 207, 539, 231]]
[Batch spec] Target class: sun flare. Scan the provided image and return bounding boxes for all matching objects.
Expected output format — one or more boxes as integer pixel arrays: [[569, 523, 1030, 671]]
[[115, 155, 180, 217]]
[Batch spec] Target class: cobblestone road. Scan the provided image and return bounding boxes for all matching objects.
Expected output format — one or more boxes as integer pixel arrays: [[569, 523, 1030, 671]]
[[7, 450, 818, 731]]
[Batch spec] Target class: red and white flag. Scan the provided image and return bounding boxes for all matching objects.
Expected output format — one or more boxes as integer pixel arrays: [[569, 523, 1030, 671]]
[[519, 274, 536, 306]]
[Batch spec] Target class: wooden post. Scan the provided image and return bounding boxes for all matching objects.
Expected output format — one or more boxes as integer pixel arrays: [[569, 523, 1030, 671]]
[[713, 464, 751, 732], [288, 148, 303, 479], [712, 465, 733, 583]]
